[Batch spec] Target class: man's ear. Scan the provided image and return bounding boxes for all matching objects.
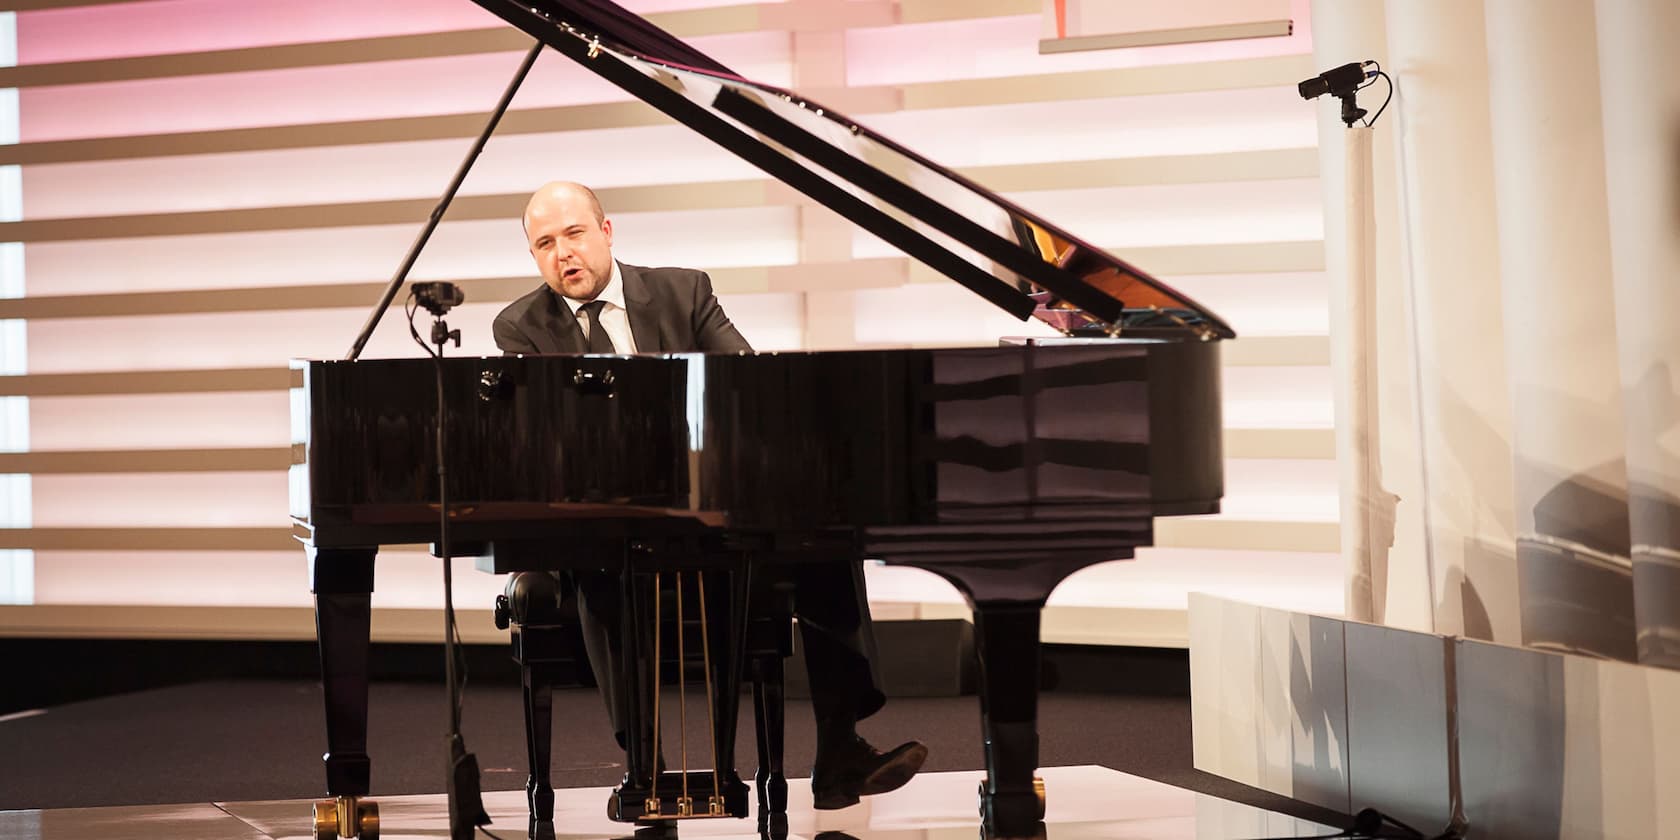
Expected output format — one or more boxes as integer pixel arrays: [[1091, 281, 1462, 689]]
[[601, 217, 613, 246]]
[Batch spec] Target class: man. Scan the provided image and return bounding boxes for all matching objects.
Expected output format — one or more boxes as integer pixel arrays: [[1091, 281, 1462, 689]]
[[494, 181, 927, 809]]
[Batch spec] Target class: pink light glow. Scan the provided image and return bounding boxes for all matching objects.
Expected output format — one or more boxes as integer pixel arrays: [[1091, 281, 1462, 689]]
[[17, 0, 777, 65], [19, 31, 791, 143]]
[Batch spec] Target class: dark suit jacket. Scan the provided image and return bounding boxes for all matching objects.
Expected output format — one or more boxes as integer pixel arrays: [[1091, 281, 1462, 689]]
[[492, 262, 752, 354]]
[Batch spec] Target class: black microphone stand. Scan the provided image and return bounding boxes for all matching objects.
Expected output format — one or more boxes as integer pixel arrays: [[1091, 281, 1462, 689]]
[[410, 288, 491, 840], [337, 36, 544, 840]]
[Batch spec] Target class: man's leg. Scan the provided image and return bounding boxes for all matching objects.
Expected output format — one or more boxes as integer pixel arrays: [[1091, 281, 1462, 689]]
[[573, 569, 632, 749], [795, 561, 927, 809]]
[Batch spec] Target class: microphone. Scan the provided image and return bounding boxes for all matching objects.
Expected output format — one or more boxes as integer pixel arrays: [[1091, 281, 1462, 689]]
[[1297, 61, 1373, 101]]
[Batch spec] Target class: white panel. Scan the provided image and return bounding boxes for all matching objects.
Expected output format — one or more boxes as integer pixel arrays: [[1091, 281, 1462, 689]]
[[22, 207, 800, 296], [1062, 547, 1342, 614], [26, 293, 800, 374], [1049, 0, 1292, 40], [1285, 612, 1350, 812], [845, 0, 1312, 87], [1585, 658, 1661, 840], [16, 0, 750, 65], [865, 87, 1319, 165], [31, 472, 285, 527], [1221, 365, 1333, 429], [1220, 457, 1337, 521], [1005, 178, 1323, 248], [1163, 272, 1328, 337], [1188, 593, 1263, 787], [850, 283, 1059, 346], [21, 124, 765, 220], [30, 549, 506, 610], [869, 547, 1342, 619], [852, 179, 1322, 257], [1257, 606, 1297, 795], [18, 33, 792, 143], [1653, 665, 1680, 838], [28, 392, 289, 450], [713, 291, 804, 351], [1343, 622, 1452, 832], [28, 302, 508, 373]]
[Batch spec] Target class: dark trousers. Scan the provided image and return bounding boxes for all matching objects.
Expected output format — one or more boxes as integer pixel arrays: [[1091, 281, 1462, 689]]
[[573, 560, 886, 749]]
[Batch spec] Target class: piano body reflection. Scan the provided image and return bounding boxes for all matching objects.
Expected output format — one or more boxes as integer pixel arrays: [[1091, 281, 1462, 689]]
[[291, 2, 1234, 838]]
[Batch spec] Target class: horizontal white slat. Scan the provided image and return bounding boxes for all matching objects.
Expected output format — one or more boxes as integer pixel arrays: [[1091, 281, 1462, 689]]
[[0, 603, 508, 643], [1005, 178, 1323, 249], [847, 0, 1311, 87], [22, 208, 800, 296], [28, 392, 289, 450], [21, 456, 1330, 528], [1164, 272, 1328, 337], [17, 34, 793, 144], [21, 90, 1316, 219], [26, 548, 505, 611], [1222, 364, 1334, 428]]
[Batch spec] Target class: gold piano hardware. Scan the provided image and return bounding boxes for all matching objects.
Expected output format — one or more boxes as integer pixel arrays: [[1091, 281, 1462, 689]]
[[312, 795, 378, 840]]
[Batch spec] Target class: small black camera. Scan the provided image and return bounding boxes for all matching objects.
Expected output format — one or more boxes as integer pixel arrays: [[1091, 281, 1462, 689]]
[[413, 281, 465, 316], [1298, 62, 1371, 101], [1298, 61, 1378, 127]]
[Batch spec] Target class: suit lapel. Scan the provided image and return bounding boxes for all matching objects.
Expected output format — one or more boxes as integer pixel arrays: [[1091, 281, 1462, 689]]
[[621, 262, 663, 352], [525, 286, 585, 354]]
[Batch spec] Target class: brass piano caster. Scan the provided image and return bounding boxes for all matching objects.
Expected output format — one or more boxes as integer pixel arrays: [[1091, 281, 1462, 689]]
[[1033, 775, 1046, 819], [313, 796, 379, 840]]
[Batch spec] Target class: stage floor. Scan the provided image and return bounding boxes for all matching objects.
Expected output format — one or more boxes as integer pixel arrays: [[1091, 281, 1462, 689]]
[[0, 765, 1336, 839]]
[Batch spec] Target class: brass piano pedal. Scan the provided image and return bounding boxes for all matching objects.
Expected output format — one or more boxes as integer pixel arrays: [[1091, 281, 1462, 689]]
[[676, 795, 694, 817], [706, 796, 727, 817], [313, 796, 379, 840], [643, 797, 662, 818]]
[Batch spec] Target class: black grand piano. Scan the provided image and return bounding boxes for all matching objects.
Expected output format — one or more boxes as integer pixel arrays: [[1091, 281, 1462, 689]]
[[292, 1, 1234, 838]]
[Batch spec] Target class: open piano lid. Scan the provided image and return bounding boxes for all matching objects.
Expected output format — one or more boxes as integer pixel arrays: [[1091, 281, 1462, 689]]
[[471, 0, 1236, 341]]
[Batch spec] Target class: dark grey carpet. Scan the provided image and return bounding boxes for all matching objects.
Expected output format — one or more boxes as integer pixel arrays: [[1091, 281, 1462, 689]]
[[0, 679, 1346, 829]]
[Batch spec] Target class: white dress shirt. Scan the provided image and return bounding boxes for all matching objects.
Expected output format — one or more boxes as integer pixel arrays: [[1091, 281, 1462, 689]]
[[560, 260, 639, 353]]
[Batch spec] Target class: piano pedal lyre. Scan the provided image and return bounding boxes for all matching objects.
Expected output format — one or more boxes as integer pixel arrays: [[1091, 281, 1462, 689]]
[[706, 795, 727, 817], [676, 795, 694, 817], [643, 797, 662, 818], [312, 795, 379, 840]]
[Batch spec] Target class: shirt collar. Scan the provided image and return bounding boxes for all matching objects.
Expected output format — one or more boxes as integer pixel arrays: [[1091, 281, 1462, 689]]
[[560, 260, 626, 314]]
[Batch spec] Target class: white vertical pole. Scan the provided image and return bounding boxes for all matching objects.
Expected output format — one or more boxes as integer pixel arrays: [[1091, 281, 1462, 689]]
[[1313, 0, 1431, 630], [1339, 125, 1394, 625], [1595, 0, 1680, 668], [1383, 0, 1519, 644], [1485, 0, 1633, 660]]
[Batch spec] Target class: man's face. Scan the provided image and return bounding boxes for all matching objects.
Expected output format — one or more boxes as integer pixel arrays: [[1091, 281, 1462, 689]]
[[525, 189, 615, 301]]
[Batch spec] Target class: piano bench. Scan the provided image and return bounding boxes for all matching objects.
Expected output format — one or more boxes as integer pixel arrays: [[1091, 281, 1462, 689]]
[[493, 570, 792, 835]]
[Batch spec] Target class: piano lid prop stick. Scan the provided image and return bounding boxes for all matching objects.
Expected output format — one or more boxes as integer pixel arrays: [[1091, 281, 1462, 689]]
[[343, 39, 543, 361]]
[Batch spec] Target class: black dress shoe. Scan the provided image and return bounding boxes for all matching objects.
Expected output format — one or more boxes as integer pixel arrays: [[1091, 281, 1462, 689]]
[[811, 736, 929, 810]]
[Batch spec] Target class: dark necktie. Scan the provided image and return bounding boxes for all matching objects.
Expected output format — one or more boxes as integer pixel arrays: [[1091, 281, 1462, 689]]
[[578, 300, 617, 353]]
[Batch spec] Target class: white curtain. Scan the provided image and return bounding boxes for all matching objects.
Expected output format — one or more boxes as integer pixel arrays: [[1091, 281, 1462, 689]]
[[1317, 0, 1678, 665]]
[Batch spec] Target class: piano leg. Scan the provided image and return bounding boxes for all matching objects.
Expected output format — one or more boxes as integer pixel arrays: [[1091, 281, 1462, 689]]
[[310, 546, 381, 840], [972, 602, 1047, 840], [520, 666, 555, 839], [751, 653, 787, 834]]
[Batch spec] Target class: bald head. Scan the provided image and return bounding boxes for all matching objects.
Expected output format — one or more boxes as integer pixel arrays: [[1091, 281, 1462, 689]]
[[524, 181, 616, 301], [524, 181, 604, 230]]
